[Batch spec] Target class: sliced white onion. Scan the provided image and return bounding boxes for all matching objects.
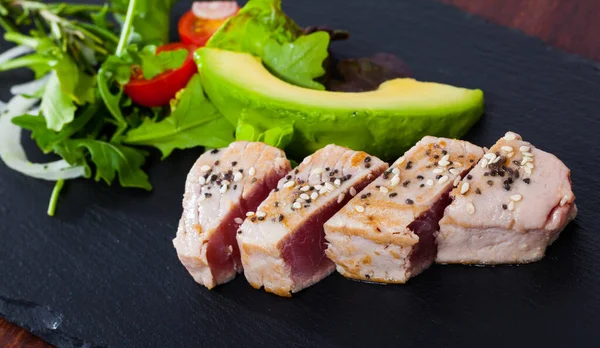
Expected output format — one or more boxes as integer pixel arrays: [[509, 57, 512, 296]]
[[192, 1, 238, 19], [0, 100, 6, 113], [10, 75, 49, 96], [0, 45, 33, 66], [0, 94, 86, 181]]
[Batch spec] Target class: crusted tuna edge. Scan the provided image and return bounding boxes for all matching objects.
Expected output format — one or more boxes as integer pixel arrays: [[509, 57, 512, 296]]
[[325, 136, 484, 283], [173, 142, 291, 289], [238, 145, 388, 296], [436, 131, 578, 265]]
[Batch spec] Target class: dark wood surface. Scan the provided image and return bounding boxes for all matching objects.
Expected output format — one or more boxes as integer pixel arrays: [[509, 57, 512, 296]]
[[1, 0, 598, 346], [440, 0, 600, 61]]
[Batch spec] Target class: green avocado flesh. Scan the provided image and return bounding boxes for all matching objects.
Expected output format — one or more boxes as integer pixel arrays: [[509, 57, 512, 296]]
[[196, 48, 484, 160]]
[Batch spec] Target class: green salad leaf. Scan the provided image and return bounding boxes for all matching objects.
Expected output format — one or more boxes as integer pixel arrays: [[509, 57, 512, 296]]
[[130, 45, 188, 80], [123, 74, 235, 158], [57, 139, 152, 190], [263, 31, 330, 90], [112, 0, 179, 46], [235, 111, 294, 149], [40, 71, 77, 131], [207, 0, 329, 90]]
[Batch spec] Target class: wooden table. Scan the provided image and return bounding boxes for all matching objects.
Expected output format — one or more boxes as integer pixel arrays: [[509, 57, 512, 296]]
[[1, 0, 598, 346]]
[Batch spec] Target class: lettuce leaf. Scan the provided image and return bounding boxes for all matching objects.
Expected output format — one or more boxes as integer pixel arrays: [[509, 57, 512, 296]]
[[207, 0, 329, 90]]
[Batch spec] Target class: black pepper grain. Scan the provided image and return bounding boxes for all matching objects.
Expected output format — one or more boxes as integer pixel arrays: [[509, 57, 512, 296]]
[[436, 175, 442, 180], [442, 150, 448, 155], [274, 202, 279, 207], [286, 175, 292, 180], [360, 194, 368, 199]]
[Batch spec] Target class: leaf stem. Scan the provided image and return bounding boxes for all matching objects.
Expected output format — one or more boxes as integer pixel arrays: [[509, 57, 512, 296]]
[[115, 0, 137, 56], [47, 179, 65, 216]]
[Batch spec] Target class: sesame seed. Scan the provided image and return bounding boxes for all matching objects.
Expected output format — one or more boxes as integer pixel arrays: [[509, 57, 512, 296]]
[[300, 193, 310, 200], [449, 168, 460, 175], [220, 184, 228, 193], [364, 157, 371, 163], [355, 205, 365, 213], [234, 218, 244, 224], [506, 152, 515, 158], [453, 176, 461, 187], [334, 179, 342, 187], [337, 193, 345, 203], [525, 162, 534, 169], [392, 168, 400, 175], [522, 152, 534, 157], [319, 188, 328, 195], [198, 195, 206, 202], [312, 167, 325, 175], [292, 202, 302, 209], [491, 156, 502, 164], [283, 180, 295, 188], [246, 211, 255, 217], [438, 160, 450, 167], [466, 202, 476, 215], [510, 194, 522, 201], [397, 157, 405, 165], [460, 182, 470, 195], [325, 182, 335, 191], [417, 175, 424, 180], [480, 158, 489, 168], [433, 168, 444, 174], [303, 156, 312, 164], [314, 184, 323, 190], [256, 211, 266, 218], [502, 204, 508, 210], [349, 187, 357, 196], [406, 161, 413, 169], [523, 178, 531, 184], [438, 175, 449, 184], [200, 165, 212, 172], [504, 132, 516, 141], [426, 179, 434, 187], [390, 175, 400, 187], [521, 157, 532, 165], [501, 146, 514, 153], [249, 167, 256, 176], [475, 188, 481, 194], [402, 180, 410, 187], [441, 154, 450, 162], [406, 199, 414, 205], [484, 153, 497, 161], [198, 176, 206, 185], [524, 166, 532, 175], [559, 195, 568, 206], [311, 192, 319, 200], [234, 172, 243, 182], [389, 193, 398, 198], [508, 201, 515, 211], [210, 149, 219, 154], [300, 185, 311, 192], [380, 186, 389, 193]]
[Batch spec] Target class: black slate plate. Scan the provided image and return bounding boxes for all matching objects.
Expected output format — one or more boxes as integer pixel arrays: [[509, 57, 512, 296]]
[[1, 0, 599, 347]]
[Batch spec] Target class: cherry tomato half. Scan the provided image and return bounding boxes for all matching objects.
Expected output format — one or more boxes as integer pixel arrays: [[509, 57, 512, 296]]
[[178, 6, 239, 47], [124, 43, 197, 108]]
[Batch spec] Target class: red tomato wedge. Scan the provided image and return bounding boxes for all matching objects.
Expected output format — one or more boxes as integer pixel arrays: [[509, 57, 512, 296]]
[[124, 43, 197, 108], [178, 1, 239, 47]]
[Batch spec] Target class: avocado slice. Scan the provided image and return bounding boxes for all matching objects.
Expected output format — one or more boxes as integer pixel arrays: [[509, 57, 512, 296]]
[[196, 48, 484, 160]]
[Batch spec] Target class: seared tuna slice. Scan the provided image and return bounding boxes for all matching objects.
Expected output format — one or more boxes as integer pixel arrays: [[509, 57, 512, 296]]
[[436, 132, 577, 264], [173, 142, 291, 289], [237, 145, 387, 296], [325, 137, 483, 283]]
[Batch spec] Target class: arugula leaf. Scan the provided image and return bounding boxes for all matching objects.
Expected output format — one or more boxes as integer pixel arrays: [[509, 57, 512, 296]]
[[235, 111, 294, 149], [40, 71, 77, 131], [12, 103, 98, 153], [131, 45, 188, 80], [263, 32, 330, 90], [0, 53, 53, 78], [123, 74, 235, 158], [58, 139, 151, 190]]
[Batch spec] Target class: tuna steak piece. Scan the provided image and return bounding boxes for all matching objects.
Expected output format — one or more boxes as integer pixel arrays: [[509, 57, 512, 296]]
[[325, 137, 483, 283], [436, 132, 577, 264], [173, 142, 291, 289], [237, 145, 387, 296]]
